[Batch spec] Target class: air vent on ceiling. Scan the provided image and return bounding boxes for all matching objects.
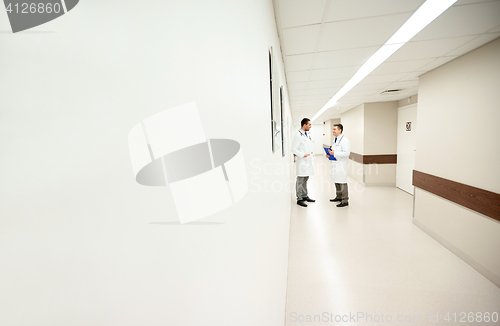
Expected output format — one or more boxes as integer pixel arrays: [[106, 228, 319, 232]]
[[380, 89, 402, 95]]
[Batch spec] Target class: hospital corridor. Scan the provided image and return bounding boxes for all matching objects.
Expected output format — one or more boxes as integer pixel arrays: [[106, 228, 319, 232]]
[[285, 161, 500, 325], [1, 0, 499, 325]]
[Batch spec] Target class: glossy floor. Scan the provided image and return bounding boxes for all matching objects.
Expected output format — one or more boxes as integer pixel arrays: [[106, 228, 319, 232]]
[[285, 163, 500, 325]]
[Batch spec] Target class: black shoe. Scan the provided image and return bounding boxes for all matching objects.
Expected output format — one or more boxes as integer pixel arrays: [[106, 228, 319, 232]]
[[297, 200, 308, 207], [304, 197, 315, 202], [330, 198, 341, 202], [336, 202, 349, 207]]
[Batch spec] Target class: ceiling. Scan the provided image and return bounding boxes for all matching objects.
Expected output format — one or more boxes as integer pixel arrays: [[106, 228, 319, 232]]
[[272, 0, 500, 124]]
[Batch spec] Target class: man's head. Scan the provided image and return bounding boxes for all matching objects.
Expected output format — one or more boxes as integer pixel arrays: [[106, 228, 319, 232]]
[[301, 118, 311, 131], [333, 124, 343, 137]]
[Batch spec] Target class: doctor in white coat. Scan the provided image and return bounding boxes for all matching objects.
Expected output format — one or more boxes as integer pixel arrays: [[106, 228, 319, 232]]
[[291, 118, 315, 207], [327, 124, 350, 207]]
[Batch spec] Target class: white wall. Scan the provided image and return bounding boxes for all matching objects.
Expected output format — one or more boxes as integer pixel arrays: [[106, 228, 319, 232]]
[[398, 94, 418, 107], [340, 104, 364, 155], [363, 102, 398, 156], [0, 1, 293, 325], [341, 105, 364, 183], [414, 37, 500, 287], [341, 102, 398, 186], [323, 119, 332, 147], [323, 118, 340, 147], [348, 160, 365, 184], [364, 164, 396, 186], [311, 123, 324, 154], [363, 101, 398, 186]]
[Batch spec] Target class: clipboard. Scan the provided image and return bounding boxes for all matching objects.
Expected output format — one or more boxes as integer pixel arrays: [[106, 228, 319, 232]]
[[324, 147, 336, 161]]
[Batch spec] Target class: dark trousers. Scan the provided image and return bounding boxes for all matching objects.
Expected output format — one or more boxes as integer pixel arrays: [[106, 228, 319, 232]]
[[296, 176, 309, 201], [335, 183, 349, 204]]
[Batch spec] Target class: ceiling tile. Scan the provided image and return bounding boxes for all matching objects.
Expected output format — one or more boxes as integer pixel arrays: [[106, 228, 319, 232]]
[[313, 46, 379, 69], [400, 71, 426, 81], [385, 80, 419, 90], [292, 115, 315, 121], [318, 13, 411, 51], [304, 88, 338, 96], [294, 106, 322, 111], [339, 105, 361, 112], [387, 36, 476, 61], [385, 90, 419, 102], [288, 89, 306, 96], [278, 0, 327, 28], [278, 0, 500, 123], [288, 81, 309, 90], [345, 89, 379, 97], [285, 53, 315, 72], [289, 96, 303, 102], [363, 95, 386, 102], [350, 82, 392, 92], [455, 0, 499, 5], [339, 97, 372, 105], [446, 33, 500, 56], [307, 79, 347, 89], [302, 99, 329, 105], [371, 58, 434, 75], [326, 0, 424, 22], [289, 91, 306, 98], [299, 94, 332, 101], [359, 72, 409, 84], [292, 100, 327, 106], [306, 87, 340, 97], [418, 56, 458, 72], [397, 86, 419, 95], [340, 94, 369, 102], [371, 96, 399, 102], [309, 66, 359, 80], [299, 106, 325, 114], [412, 1, 500, 41], [287, 70, 310, 83], [282, 25, 322, 55]]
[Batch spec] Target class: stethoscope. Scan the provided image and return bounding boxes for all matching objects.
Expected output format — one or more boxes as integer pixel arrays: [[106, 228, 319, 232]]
[[333, 134, 343, 147], [299, 130, 311, 140]]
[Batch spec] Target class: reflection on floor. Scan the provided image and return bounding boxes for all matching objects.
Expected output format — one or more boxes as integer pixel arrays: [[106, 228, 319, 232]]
[[286, 161, 500, 325]]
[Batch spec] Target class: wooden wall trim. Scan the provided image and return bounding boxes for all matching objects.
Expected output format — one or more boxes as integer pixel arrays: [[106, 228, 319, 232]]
[[413, 170, 500, 222], [349, 152, 363, 164], [349, 152, 396, 164], [363, 154, 397, 164]]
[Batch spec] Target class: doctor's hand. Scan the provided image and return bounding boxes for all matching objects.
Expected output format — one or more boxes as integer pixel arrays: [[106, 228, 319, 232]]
[[304, 154, 310, 158], [328, 149, 334, 155]]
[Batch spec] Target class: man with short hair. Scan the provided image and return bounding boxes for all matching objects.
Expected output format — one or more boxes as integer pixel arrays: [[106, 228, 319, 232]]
[[327, 124, 350, 207], [291, 118, 315, 207]]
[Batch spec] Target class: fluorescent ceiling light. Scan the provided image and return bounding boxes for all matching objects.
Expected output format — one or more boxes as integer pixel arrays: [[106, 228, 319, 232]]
[[311, 0, 457, 122]]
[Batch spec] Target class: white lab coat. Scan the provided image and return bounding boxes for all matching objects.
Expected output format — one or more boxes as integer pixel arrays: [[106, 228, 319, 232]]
[[291, 129, 314, 176], [330, 134, 350, 183]]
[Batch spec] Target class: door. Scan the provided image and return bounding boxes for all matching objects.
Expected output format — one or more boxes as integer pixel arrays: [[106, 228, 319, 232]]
[[396, 104, 417, 195]]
